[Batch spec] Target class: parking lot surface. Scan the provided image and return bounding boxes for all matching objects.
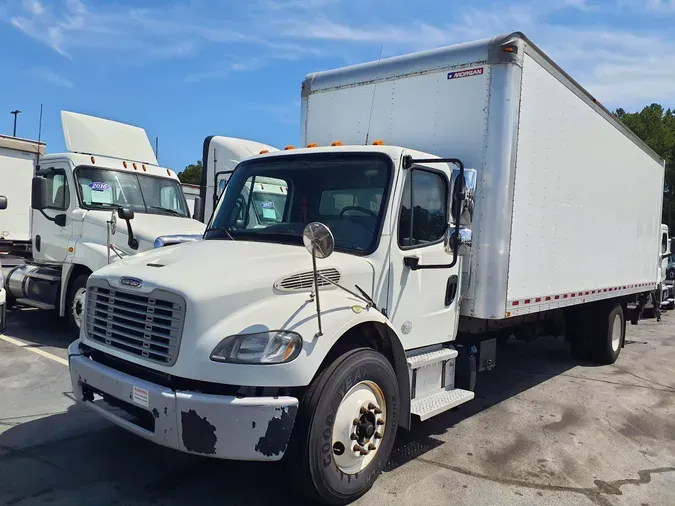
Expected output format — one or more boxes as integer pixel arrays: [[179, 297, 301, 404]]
[[1, 308, 674, 506]]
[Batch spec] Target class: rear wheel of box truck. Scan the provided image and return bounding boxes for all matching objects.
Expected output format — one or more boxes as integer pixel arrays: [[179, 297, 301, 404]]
[[567, 302, 624, 364], [287, 348, 399, 505]]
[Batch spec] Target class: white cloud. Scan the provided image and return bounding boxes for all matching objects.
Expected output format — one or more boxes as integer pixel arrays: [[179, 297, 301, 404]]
[[22, 0, 44, 16], [28, 67, 74, 88], [3, 0, 675, 109]]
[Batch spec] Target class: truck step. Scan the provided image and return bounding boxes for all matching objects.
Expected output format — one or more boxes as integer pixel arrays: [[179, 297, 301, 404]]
[[411, 389, 475, 421], [407, 348, 457, 369], [25, 271, 61, 282], [15, 298, 56, 310]]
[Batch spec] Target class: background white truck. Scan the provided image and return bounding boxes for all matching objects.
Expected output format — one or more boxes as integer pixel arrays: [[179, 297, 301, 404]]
[[68, 32, 672, 504], [0, 112, 205, 333]]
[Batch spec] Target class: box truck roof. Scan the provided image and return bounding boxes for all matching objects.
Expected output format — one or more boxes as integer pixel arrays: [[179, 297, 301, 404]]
[[302, 31, 663, 166]]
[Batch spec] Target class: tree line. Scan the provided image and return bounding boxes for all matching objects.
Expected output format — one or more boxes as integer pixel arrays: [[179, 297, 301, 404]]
[[178, 104, 675, 229]]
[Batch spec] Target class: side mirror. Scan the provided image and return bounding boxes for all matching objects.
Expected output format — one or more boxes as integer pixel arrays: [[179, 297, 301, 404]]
[[193, 196, 204, 222], [0, 195, 7, 210], [31, 177, 48, 210], [446, 168, 477, 257], [117, 208, 138, 250], [117, 207, 134, 221]]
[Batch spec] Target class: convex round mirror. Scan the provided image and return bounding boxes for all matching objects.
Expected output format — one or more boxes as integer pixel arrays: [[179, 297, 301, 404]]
[[303, 222, 335, 259]]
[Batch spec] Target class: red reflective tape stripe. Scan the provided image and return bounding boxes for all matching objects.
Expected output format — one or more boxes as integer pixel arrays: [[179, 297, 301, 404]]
[[545, 296, 551, 301], [524, 299, 531, 304], [555, 295, 560, 300], [512, 301, 519, 306], [535, 297, 541, 302], [563, 294, 568, 298]]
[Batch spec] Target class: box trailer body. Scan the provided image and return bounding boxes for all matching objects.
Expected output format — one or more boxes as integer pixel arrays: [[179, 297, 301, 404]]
[[302, 32, 665, 322], [0, 136, 45, 244]]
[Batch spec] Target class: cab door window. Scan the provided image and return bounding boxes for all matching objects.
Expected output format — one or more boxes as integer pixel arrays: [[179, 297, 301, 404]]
[[45, 170, 70, 210], [398, 169, 448, 248]]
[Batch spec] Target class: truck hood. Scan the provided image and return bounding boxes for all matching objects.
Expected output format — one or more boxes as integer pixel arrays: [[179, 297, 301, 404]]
[[87, 240, 375, 355], [83, 211, 205, 251], [93, 239, 374, 301]]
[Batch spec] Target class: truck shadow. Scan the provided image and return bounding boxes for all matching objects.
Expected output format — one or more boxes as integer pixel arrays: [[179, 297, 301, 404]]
[[2, 307, 76, 349], [0, 334, 592, 506]]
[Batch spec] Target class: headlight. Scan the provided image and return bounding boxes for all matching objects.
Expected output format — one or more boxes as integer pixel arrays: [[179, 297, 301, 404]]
[[210, 331, 302, 364]]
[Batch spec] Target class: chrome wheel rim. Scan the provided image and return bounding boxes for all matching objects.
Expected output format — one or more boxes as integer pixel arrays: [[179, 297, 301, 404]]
[[331, 380, 386, 475], [72, 287, 87, 329], [611, 313, 622, 352]]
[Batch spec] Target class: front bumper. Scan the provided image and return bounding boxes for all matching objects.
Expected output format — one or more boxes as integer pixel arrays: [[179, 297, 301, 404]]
[[68, 340, 299, 461]]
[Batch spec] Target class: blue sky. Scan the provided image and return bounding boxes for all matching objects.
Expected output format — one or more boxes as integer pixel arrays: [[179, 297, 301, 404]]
[[1, 0, 674, 173]]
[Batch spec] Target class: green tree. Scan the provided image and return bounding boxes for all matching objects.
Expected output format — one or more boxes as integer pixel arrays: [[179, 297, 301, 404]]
[[614, 104, 675, 230], [178, 160, 203, 185]]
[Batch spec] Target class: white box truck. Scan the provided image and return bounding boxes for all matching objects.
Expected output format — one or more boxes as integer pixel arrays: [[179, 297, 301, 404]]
[[0, 112, 205, 334], [68, 32, 672, 504]]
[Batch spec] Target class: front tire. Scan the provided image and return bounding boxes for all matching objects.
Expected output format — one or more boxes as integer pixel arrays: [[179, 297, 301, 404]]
[[288, 348, 399, 505], [66, 274, 89, 335]]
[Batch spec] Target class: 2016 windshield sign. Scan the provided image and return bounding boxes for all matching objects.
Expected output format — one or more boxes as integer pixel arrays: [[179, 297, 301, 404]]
[[88, 182, 111, 192], [447, 67, 484, 80]]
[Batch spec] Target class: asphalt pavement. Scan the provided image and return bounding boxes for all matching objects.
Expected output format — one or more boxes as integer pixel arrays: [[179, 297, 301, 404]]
[[1, 307, 674, 506]]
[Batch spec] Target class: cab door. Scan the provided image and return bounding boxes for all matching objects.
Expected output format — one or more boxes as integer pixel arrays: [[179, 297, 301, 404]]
[[387, 162, 462, 350], [31, 162, 75, 263]]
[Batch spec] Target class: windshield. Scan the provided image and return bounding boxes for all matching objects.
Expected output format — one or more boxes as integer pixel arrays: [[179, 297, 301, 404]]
[[206, 153, 392, 254], [75, 166, 189, 217]]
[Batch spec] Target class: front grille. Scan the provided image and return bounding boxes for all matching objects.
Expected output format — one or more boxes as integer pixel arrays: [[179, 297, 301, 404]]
[[84, 280, 186, 366], [275, 268, 341, 292]]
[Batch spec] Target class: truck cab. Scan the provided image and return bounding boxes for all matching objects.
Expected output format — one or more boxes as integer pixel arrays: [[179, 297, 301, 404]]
[[2, 111, 205, 332]]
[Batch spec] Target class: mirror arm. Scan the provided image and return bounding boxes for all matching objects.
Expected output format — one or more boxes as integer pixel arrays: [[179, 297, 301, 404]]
[[38, 209, 57, 223], [311, 245, 323, 337]]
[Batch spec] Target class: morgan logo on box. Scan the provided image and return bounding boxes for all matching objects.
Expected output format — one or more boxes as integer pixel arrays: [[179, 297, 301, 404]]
[[448, 67, 484, 80]]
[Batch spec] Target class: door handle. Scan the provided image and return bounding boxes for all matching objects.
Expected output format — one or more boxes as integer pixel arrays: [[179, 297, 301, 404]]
[[445, 275, 458, 306]]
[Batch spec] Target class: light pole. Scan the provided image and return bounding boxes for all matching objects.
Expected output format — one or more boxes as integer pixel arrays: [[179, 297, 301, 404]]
[[10, 109, 22, 137]]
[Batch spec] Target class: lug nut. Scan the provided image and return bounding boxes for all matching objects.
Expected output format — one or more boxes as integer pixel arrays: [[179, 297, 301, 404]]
[[360, 406, 368, 414], [373, 407, 383, 414], [360, 448, 370, 456], [376, 419, 385, 425], [374, 432, 383, 439], [368, 443, 377, 450], [353, 444, 363, 452], [353, 418, 360, 426], [350, 433, 358, 440], [368, 402, 377, 410]]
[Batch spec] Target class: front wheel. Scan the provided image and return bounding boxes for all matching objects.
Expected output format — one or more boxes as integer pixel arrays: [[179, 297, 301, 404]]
[[66, 274, 89, 335], [287, 349, 399, 505], [667, 269, 675, 281]]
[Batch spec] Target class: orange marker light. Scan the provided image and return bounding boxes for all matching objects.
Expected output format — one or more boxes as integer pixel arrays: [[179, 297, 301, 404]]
[[372, 139, 384, 145], [68, 247, 74, 253], [90, 156, 96, 164], [259, 149, 269, 154], [284, 145, 295, 150], [331, 141, 343, 146], [307, 143, 318, 148], [167, 169, 171, 176], [133, 163, 137, 170], [142, 164, 146, 171], [123, 161, 128, 168]]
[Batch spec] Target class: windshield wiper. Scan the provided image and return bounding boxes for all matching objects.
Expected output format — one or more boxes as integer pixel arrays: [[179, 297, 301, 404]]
[[88, 202, 122, 209], [148, 205, 184, 217], [204, 226, 236, 241]]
